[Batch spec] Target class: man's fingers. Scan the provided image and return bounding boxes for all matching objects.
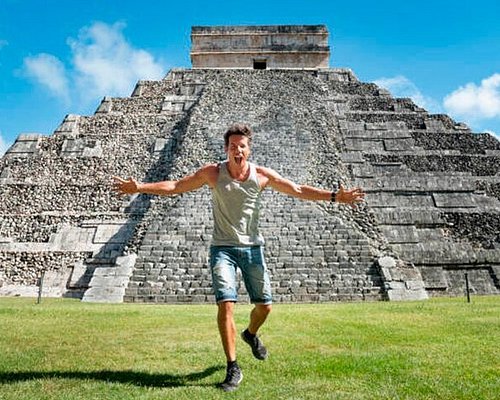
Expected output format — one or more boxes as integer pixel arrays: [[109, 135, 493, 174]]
[[111, 176, 139, 197], [339, 185, 364, 194], [112, 176, 130, 186], [111, 176, 131, 195]]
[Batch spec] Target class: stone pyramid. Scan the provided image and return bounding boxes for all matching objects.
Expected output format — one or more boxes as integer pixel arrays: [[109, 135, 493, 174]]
[[1, 30, 499, 303]]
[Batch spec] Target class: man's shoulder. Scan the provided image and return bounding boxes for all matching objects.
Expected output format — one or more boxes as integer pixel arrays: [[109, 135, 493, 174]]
[[254, 164, 280, 189], [255, 165, 278, 177], [198, 163, 220, 186], [200, 162, 220, 172]]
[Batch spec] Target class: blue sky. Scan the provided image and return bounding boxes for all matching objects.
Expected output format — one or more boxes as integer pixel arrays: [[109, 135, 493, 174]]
[[1, 0, 500, 155]]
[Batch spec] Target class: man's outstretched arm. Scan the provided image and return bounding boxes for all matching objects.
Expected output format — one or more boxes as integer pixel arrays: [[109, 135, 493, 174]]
[[258, 166, 365, 205], [112, 164, 217, 196]]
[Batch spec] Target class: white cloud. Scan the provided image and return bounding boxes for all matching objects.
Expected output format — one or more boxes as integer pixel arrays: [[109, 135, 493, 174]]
[[68, 21, 165, 100], [23, 53, 70, 102], [22, 21, 165, 105], [373, 75, 441, 113], [444, 74, 500, 120]]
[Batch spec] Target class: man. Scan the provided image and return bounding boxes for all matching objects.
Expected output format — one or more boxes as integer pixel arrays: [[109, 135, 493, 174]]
[[113, 123, 364, 391]]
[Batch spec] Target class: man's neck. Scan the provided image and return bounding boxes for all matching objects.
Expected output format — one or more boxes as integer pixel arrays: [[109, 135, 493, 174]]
[[227, 160, 250, 181]]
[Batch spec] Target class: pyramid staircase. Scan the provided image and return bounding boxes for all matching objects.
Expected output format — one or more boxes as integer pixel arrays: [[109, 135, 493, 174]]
[[318, 70, 500, 296], [0, 69, 206, 300]]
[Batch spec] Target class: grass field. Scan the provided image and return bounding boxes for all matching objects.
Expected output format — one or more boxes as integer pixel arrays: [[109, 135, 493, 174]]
[[0, 296, 498, 400]]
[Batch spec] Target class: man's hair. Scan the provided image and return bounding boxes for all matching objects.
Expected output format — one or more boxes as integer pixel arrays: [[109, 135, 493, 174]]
[[224, 123, 253, 147]]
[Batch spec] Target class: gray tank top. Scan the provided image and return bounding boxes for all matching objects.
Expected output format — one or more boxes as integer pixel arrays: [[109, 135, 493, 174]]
[[212, 161, 264, 246]]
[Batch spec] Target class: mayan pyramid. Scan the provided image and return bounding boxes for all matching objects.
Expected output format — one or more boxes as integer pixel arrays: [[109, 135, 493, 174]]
[[1, 25, 499, 303]]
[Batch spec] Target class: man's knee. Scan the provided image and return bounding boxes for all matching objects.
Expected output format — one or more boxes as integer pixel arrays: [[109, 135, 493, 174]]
[[256, 303, 272, 316], [218, 300, 235, 316]]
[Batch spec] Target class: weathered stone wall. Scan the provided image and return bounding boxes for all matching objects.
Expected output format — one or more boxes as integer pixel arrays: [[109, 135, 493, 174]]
[[1, 66, 498, 302], [0, 70, 198, 299], [326, 70, 500, 297], [191, 25, 329, 69]]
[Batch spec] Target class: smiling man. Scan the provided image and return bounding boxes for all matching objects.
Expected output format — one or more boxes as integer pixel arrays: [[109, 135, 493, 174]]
[[113, 123, 365, 392]]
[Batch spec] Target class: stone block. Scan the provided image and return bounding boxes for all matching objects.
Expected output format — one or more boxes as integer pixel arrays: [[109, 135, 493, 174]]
[[93, 224, 135, 244], [340, 152, 365, 164], [379, 225, 419, 244], [96, 97, 113, 113], [344, 138, 384, 152], [383, 138, 416, 151], [54, 114, 80, 136], [418, 266, 447, 289], [6, 134, 41, 156], [367, 192, 434, 208], [424, 118, 446, 131], [432, 193, 477, 208], [81, 254, 136, 303], [365, 122, 389, 130]]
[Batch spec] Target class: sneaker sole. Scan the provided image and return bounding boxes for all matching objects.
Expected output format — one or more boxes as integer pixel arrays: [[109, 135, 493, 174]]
[[220, 372, 243, 392], [241, 331, 268, 360]]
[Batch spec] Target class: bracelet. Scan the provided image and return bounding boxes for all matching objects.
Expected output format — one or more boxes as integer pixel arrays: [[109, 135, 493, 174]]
[[331, 190, 337, 202]]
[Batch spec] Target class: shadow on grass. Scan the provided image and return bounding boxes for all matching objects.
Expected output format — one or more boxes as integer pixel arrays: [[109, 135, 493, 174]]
[[0, 365, 225, 388]]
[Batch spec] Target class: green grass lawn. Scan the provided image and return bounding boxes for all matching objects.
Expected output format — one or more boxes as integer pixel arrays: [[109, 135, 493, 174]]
[[0, 296, 498, 400]]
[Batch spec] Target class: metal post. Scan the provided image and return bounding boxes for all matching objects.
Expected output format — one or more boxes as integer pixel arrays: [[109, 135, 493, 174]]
[[464, 272, 471, 303], [37, 270, 45, 304]]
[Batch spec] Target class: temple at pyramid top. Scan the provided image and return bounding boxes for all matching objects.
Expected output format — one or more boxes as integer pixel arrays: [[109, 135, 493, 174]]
[[190, 25, 330, 69]]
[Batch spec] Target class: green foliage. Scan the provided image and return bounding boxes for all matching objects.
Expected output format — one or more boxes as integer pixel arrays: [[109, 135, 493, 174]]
[[0, 297, 498, 399]]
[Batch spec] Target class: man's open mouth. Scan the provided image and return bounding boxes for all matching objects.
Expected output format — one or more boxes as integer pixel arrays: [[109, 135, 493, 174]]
[[235, 156, 243, 165]]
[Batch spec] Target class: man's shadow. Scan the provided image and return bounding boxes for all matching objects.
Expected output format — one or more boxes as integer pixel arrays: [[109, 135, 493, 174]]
[[0, 365, 224, 388]]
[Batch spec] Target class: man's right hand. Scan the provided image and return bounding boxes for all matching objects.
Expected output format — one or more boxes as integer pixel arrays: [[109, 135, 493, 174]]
[[335, 184, 365, 206], [112, 176, 140, 195]]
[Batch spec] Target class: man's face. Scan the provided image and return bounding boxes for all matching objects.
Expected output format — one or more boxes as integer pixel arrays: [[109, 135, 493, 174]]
[[225, 134, 251, 167]]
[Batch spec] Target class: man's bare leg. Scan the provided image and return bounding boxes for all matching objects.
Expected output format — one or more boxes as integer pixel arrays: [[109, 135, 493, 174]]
[[248, 304, 272, 335], [217, 301, 237, 361], [242, 304, 272, 360], [217, 301, 243, 392]]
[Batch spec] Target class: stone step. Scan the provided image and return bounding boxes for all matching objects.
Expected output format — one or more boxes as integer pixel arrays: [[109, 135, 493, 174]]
[[77, 114, 180, 136], [392, 242, 500, 265], [344, 129, 413, 140], [96, 96, 164, 114], [82, 254, 137, 303], [324, 81, 384, 96], [363, 154, 500, 176], [418, 265, 500, 295], [350, 163, 481, 179], [344, 137, 425, 153], [317, 68, 358, 83], [411, 131, 500, 153], [0, 183, 119, 214], [354, 176, 476, 192], [367, 191, 500, 210], [131, 80, 175, 97], [348, 97, 423, 112], [339, 120, 408, 132], [379, 225, 445, 244], [372, 209, 445, 225]]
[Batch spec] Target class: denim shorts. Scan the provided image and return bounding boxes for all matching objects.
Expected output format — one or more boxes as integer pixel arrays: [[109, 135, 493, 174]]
[[209, 246, 273, 304]]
